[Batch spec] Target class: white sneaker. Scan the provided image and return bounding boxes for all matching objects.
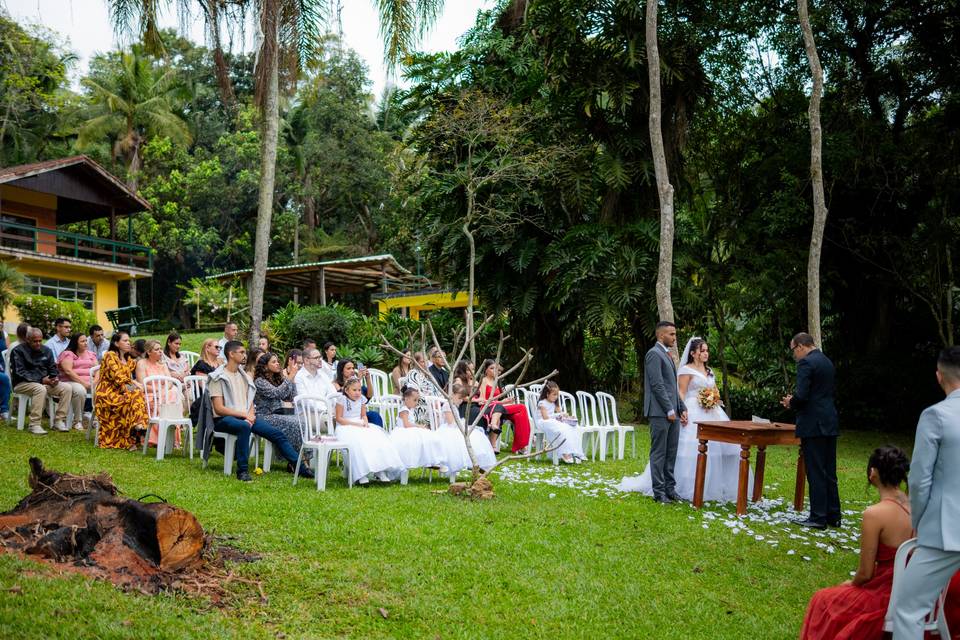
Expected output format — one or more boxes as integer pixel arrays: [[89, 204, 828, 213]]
[[375, 471, 390, 482], [1, 412, 9, 421], [28, 424, 48, 435], [72, 422, 85, 431], [53, 421, 70, 432]]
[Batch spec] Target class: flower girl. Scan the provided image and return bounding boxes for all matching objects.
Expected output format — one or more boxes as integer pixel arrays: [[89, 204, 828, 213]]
[[537, 381, 586, 464], [433, 385, 497, 473], [333, 376, 404, 484], [389, 388, 446, 470]]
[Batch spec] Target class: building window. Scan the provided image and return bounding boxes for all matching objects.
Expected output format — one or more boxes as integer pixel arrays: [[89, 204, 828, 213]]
[[23, 276, 95, 310]]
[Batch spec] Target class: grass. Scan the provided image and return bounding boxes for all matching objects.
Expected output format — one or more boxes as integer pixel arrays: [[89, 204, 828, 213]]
[[0, 418, 913, 639], [138, 332, 214, 354]]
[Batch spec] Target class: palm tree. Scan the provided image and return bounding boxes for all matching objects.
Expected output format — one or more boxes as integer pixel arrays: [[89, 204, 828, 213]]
[[107, 0, 445, 342], [0, 262, 25, 322], [76, 48, 191, 191]]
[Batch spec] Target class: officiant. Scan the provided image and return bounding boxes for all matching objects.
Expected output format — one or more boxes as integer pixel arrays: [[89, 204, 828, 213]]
[[781, 332, 841, 529]]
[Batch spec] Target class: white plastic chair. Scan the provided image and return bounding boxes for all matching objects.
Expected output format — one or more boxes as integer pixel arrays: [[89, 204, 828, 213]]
[[181, 350, 200, 368], [141, 375, 192, 461], [367, 368, 390, 399], [576, 390, 617, 461], [596, 391, 636, 459], [883, 537, 951, 637], [423, 395, 461, 483], [292, 394, 352, 491], [3, 348, 57, 430], [370, 394, 403, 432]]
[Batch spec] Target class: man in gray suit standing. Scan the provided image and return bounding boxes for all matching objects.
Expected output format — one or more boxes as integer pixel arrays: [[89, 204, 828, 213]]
[[643, 321, 688, 504], [893, 346, 960, 639]]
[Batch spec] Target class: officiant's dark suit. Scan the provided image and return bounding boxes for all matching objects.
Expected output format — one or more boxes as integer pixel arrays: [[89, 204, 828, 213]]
[[788, 337, 841, 528]]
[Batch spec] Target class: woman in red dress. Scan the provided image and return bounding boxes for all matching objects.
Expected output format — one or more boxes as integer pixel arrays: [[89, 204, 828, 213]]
[[801, 446, 960, 639], [475, 359, 531, 454]]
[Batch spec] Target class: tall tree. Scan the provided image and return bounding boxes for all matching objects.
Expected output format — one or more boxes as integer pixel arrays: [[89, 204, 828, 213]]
[[645, 0, 676, 323], [77, 48, 191, 191], [797, 0, 827, 347]]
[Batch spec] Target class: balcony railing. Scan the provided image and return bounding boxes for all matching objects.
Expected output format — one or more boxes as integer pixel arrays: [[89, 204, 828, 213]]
[[0, 219, 152, 270]]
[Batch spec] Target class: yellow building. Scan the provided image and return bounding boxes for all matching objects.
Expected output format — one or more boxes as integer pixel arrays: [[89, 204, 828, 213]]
[[0, 156, 152, 332], [375, 288, 470, 320]]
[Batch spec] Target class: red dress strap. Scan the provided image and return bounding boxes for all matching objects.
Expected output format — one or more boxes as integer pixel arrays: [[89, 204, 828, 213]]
[[880, 497, 911, 516]]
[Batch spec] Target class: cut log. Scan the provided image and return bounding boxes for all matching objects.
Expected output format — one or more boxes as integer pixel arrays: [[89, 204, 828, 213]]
[[0, 458, 204, 580]]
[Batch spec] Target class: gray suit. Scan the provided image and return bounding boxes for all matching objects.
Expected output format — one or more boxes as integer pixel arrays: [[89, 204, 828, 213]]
[[643, 343, 686, 499], [892, 388, 960, 639]]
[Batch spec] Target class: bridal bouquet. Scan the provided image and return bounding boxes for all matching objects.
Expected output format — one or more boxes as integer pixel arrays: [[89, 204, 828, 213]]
[[698, 387, 723, 410]]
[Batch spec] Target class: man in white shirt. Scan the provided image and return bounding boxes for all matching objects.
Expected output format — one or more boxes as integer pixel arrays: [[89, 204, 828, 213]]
[[295, 348, 337, 398], [89, 325, 109, 362], [44, 317, 71, 360], [216, 321, 239, 363]]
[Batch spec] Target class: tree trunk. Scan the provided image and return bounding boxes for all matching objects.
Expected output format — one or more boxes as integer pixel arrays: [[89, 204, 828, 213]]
[[645, 0, 676, 323], [798, 0, 828, 347], [0, 459, 204, 576], [248, 36, 281, 344]]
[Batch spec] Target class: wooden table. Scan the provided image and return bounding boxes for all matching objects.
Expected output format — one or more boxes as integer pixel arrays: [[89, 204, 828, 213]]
[[692, 421, 805, 516]]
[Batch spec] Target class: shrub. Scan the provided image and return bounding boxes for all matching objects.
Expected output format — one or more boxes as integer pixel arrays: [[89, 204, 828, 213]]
[[723, 382, 791, 422], [13, 294, 97, 337], [288, 305, 352, 349]]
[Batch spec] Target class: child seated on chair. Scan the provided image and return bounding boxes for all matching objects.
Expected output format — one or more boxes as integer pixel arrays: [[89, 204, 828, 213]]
[[537, 381, 585, 465], [389, 387, 445, 470], [800, 446, 960, 638], [333, 376, 404, 485]]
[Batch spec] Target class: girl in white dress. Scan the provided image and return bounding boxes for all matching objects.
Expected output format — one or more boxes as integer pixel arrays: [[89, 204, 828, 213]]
[[334, 376, 405, 484], [618, 337, 753, 502], [537, 381, 586, 464], [434, 385, 497, 473], [389, 388, 447, 469]]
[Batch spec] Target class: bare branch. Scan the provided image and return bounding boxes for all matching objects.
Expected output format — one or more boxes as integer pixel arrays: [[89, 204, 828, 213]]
[[477, 434, 566, 480]]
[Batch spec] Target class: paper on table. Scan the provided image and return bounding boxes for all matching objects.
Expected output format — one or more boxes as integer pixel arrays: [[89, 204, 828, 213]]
[[752, 415, 771, 424]]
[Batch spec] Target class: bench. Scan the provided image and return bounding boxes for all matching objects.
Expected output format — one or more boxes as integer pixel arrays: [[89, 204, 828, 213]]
[[105, 306, 158, 336]]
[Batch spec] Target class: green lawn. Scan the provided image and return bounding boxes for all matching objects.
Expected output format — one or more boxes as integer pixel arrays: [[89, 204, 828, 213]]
[[138, 332, 216, 354], [0, 420, 912, 639]]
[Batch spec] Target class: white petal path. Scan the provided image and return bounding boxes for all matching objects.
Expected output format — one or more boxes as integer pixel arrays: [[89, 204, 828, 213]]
[[494, 466, 864, 561]]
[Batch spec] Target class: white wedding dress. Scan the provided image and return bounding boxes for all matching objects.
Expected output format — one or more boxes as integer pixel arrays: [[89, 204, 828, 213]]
[[618, 365, 752, 502]]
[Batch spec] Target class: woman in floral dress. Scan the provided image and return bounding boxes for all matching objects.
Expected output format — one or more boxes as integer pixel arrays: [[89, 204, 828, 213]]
[[96, 331, 148, 450]]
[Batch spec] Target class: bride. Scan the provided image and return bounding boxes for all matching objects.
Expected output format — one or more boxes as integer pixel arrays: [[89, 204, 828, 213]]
[[618, 337, 752, 502]]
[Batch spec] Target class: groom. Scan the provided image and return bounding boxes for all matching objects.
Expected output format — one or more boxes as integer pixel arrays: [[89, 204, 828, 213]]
[[643, 321, 687, 504], [781, 332, 841, 529]]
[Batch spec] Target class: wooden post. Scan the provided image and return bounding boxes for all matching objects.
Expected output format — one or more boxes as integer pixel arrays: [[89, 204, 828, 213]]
[[226, 285, 234, 322], [693, 440, 708, 509], [110, 208, 116, 240], [753, 445, 767, 502], [737, 445, 751, 516], [381, 262, 388, 294], [319, 267, 326, 306]]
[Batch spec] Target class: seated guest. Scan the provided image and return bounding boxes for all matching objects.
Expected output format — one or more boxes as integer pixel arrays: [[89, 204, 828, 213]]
[[89, 324, 109, 362], [244, 347, 263, 378], [333, 375, 404, 484], [428, 347, 450, 391], [191, 339, 221, 376], [333, 359, 383, 428], [452, 359, 475, 393], [95, 331, 148, 449], [258, 335, 270, 352], [389, 387, 445, 470], [131, 339, 146, 361], [253, 352, 306, 461], [320, 341, 337, 382], [303, 338, 318, 354], [537, 381, 585, 464], [137, 339, 186, 448], [801, 446, 960, 638], [407, 352, 439, 396], [162, 332, 189, 381], [444, 384, 497, 471], [10, 327, 76, 435], [9, 322, 29, 349], [283, 349, 302, 382], [0, 327, 12, 421], [216, 321, 238, 358], [208, 341, 311, 482], [44, 317, 71, 360], [390, 349, 412, 394], [295, 348, 336, 398], [57, 333, 97, 431], [476, 358, 530, 453]]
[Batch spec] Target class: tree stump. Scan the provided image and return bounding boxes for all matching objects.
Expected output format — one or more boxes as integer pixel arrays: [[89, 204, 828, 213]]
[[0, 458, 205, 587]]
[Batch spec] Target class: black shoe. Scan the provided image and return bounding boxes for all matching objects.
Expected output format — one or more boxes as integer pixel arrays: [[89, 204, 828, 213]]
[[827, 519, 842, 528], [237, 471, 253, 483], [654, 495, 674, 504], [792, 518, 826, 529], [288, 461, 314, 479], [666, 492, 686, 503]]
